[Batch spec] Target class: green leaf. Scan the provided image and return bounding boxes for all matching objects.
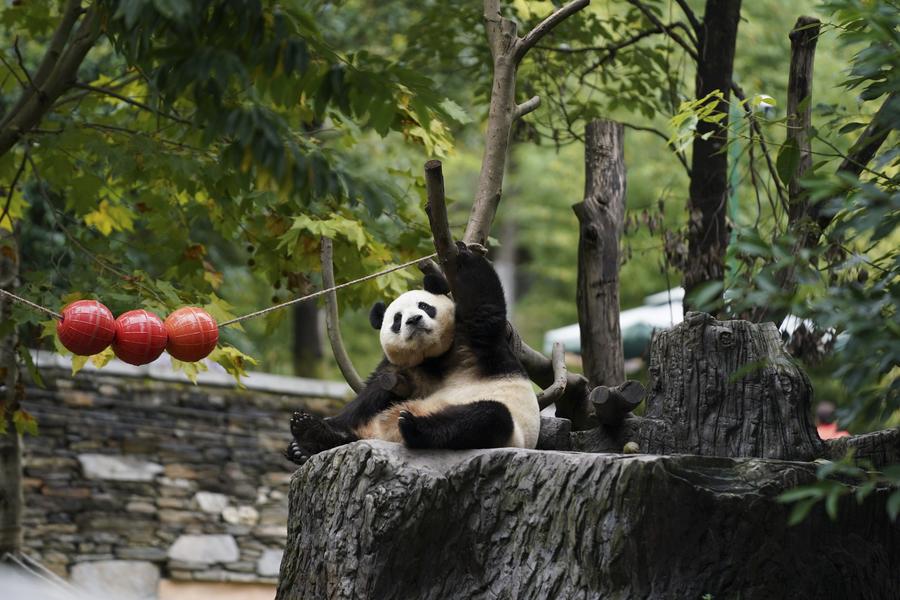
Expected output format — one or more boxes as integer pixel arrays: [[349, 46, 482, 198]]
[[838, 121, 867, 134], [787, 497, 818, 526], [71, 355, 89, 376], [13, 409, 39, 436], [778, 486, 822, 503], [825, 489, 841, 520], [887, 490, 900, 522], [17, 346, 45, 389], [776, 137, 801, 185]]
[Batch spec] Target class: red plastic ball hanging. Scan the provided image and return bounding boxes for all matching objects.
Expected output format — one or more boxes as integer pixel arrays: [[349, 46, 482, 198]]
[[164, 307, 219, 362], [56, 300, 117, 356], [112, 309, 168, 366]]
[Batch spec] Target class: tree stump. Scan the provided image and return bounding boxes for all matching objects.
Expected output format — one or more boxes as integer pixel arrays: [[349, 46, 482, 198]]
[[574, 312, 825, 460], [276, 441, 898, 600]]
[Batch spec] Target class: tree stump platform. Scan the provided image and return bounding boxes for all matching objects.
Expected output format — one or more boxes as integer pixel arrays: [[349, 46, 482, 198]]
[[276, 441, 898, 600]]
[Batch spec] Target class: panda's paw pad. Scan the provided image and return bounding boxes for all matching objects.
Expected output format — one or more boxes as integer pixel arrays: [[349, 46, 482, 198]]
[[290, 411, 321, 439], [284, 440, 310, 466]]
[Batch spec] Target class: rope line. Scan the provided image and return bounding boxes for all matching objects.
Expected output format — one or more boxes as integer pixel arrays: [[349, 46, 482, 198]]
[[219, 252, 438, 326], [0, 252, 438, 326], [0, 288, 63, 320]]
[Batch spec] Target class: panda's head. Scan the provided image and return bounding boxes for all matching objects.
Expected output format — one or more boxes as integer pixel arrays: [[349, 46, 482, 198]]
[[369, 273, 454, 367]]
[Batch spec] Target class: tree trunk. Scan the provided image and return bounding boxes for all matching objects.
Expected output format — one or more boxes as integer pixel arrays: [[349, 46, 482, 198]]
[[683, 0, 742, 313], [276, 440, 898, 600], [292, 300, 322, 378], [785, 17, 821, 221], [753, 16, 820, 324], [573, 119, 626, 388], [0, 230, 22, 556]]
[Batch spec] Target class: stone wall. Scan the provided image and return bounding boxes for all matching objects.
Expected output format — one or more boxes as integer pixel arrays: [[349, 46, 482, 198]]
[[20, 352, 349, 597]]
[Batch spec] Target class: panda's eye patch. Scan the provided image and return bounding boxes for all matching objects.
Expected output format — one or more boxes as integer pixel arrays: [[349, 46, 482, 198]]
[[418, 302, 437, 318], [391, 312, 402, 334]]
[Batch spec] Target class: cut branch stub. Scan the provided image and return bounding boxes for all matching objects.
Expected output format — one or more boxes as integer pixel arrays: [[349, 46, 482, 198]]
[[590, 380, 645, 426], [423, 160, 458, 295], [639, 312, 824, 460]]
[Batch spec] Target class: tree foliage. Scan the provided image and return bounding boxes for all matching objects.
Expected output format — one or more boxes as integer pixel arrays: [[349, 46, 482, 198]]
[[1, 0, 464, 381]]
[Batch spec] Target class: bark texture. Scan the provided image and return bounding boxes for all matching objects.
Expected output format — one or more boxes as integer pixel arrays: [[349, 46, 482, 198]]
[[683, 0, 742, 312], [276, 440, 898, 600], [785, 16, 821, 220], [574, 313, 823, 460], [641, 312, 822, 460], [573, 120, 626, 388]]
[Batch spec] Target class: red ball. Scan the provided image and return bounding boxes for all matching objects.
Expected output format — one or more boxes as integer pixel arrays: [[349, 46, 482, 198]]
[[56, 300, 116, 356], [112, 309, 168, 366], [164, 307, 219, 362]]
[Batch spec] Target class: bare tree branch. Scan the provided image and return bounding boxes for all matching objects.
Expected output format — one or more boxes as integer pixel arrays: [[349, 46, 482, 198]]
[[0, 154, 27, 227], [0, 4, 101, 156], [513, 95, 541, 120], [515, 0, 592, 62], [321, 237, 364, 393], [72, 82, 193, 125], [0, 0, 83, 134], [731, 82, 788, 210], [621, 121, 691, 177], [536, 342, 567, 409], [673, 0, 703, 38], [625, 0, 698, 60], [12, 38, 37, 93]]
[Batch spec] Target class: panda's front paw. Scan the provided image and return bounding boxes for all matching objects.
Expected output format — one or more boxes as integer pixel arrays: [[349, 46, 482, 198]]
[[398, 410, 430, 449], [284, 440, 311, 466]]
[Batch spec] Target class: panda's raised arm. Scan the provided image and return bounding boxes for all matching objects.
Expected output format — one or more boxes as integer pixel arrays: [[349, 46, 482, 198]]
[[452, 242, 507, 341]]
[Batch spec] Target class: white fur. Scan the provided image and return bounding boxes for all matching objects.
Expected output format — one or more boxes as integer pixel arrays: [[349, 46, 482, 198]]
[[358, 376, 540, 449], [380, 290, 455, 368]]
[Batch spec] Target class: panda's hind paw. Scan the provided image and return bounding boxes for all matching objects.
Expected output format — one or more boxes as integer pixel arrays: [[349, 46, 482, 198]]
[[398, 410, 430, 449], [290, 410, 320, 439], [284, 440, 310, 466]]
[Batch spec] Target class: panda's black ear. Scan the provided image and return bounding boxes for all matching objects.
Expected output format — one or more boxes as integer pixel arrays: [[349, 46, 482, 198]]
[[423, 273, 451, 295], [369, 301, 386, 329]]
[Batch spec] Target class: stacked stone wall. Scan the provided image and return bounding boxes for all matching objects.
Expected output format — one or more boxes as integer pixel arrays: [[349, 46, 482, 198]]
[[21, 357, 347, 590]]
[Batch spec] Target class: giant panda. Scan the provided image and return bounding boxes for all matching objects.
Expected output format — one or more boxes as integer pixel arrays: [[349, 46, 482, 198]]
[[285, 242, 539, 464]]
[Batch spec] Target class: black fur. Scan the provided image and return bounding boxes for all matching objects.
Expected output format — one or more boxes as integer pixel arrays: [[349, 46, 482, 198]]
[[398, 400, 514, 449], [285, 243, 528, 463], [369, 301, 386, 329], [423, 272, 451, 295]]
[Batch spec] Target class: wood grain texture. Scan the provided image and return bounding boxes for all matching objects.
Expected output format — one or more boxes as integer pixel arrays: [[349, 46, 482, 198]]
[[276, 440, 898, 600]]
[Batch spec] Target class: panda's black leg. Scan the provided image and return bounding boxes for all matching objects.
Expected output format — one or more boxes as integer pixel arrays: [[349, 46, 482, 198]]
[[290, 411, 358, 454], [398, 400, 514, 450]]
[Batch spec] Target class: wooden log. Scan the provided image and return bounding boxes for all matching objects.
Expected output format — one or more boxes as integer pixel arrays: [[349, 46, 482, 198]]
[[573, 119, 626, 388], [590, 380, 645, 425]]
